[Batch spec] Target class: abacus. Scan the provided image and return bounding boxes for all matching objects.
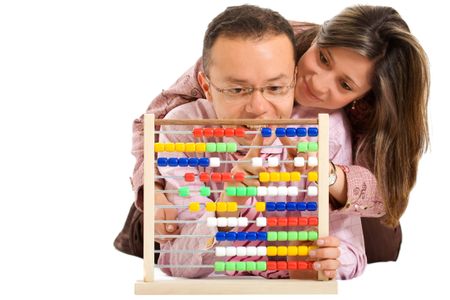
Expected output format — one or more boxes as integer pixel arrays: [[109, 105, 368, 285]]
[[135, 114, 337, 294]]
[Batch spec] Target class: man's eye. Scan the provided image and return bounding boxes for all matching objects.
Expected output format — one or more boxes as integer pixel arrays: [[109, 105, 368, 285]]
[[227, 88, 246, 95], [319, 51, 329, 65], [266, 86, 284, 93], [340, 81, 352, 91]]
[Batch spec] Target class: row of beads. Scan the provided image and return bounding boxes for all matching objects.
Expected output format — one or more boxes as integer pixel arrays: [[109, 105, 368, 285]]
[[215, 231, 318, 241], [183, 171, 313, 183], [154, 142, 318, 153], [214, 261, 313, 272], [189, 201, 318, 212], [215, 245, 317, 257], [191, 127, 318, 138], [179, 185, 318, 197], [206, 216, 318, 227]]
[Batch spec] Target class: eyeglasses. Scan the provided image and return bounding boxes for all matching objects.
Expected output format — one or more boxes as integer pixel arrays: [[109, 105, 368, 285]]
[[205, 75, 296, 102]]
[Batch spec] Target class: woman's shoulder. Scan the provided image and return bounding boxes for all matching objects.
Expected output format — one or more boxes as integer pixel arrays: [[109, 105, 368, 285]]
[[164, 98, 217, 121]]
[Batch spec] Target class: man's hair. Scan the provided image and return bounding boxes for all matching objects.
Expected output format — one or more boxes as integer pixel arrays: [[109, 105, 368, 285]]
[[202, 4, 296, 75]]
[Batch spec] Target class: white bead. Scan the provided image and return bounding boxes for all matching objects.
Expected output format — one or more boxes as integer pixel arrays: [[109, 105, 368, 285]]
[[278, 186, 288, 196], [215, 247, 226, 257], [307, 185, 318, 196], [237, 217, 248, 227], [217, 217, 227, 227], [252, 157, 263, 167], [246, 246, 257, 256], [226, 246, 237, 256], [308, 156, 318, 167], [256, 217, 267, 227], [209, 157, 221, 167], [227, 217, 238, 227], [236, 246, 247, 256], [287, 186, 299, 196], [268, 186, 278, 196], [206, 217, 217, 227], [257, 246, 267, 256], [294, 156, 305, 167], [268, 156, 279, 167], [257, 186, 268, 196]]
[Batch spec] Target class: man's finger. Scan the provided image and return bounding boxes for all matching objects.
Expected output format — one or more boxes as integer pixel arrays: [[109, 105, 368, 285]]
[[279, 136, 298, 158], [163, 207, 179, 233], [244, 133, 263, 159]]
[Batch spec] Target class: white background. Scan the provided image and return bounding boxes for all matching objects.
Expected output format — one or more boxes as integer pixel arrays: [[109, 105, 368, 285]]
[[0, 0, 448, 299]]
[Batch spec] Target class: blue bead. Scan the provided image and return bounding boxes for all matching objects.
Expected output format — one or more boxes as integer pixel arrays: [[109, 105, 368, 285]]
[[199, 157, 210, 167], [188, 158, 199, 167], [215, 232, 226, 241], [168, 158, 179, 167], [266, 202, 277, 211], [237, 232, 247, 241], [261, 127, 272, 137], [276, 202, 287, 211], [296, 202, 307, 211], [306, 202, 318, 211], [157, 157, 168, 167], [246, 232, 257, 241], [308, 127, 318, 137], [226, 232, 237, 241], [257, 232, 267, 241], [296, 127, 307, 137], [178, 158, 189, 167], [286, 202, 297, 211], [275, 128, 286, 137], [286, 128, 296, 137]]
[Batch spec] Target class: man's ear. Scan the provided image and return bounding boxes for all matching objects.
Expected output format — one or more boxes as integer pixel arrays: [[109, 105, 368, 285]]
[[198, 71, 213, 101]]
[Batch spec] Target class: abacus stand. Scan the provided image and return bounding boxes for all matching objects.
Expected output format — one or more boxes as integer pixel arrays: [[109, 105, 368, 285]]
[[135, 114, 337, 294]]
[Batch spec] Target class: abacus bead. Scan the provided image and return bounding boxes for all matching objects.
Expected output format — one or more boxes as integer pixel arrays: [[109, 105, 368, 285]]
[[226, 143, 237, 152], [268, 186, 278, 196], [257, 246, 267, 256], [261, 127, 272, 137], [199, 158, 210, 167], [308, 231, 318, 241], [257, 232, 267, 241], [215, 232, 226, 241], [199, 172, 209, 182], [276, 202, 286, 211], [215, 261, 225, 272], [298, 261, 308, 270], [154, 143, 164, 152], [165, 143, 175, 152], [290, 171, 301, 181], [224, 128, 235, 137], [216, 202, 227, 212], [237, 232, 247, 241], [308, 217, 318, 226], [225, 232, 237, 241], [278, 217, 288, 226], [207, 217, 217, 227], [195, 143, 206, 152], [267, 261, 277, 271], [236, 186, 246, 197], [178, 158, 189, 167], [280, 172, 290, 182], [236, 262, 246, 272], [257, 186, 268, 196], [288, 246, 298, 256], [237, 217, 248, 227], [298, 246, 308, 256], [252, 157, 263, 167], [296, 127, 307, 137], [227, 217, 238, 227], [211, 172, 221, 182], [157, 157, 168, 166], [294, 157, 305, 167], [209, 157, 220, 167], [275, 128, 286, 137], [298, 217, 308, 226], [226, 246, 237, 256], [266, 202, 276, 211], [226, 186, 236, 196], [222, 172, 232, 182], [214, 128, 224, 137], [307, 156, 318, 167], [188, 158, 199, 167], [308, 142, 318, 152], [267, 232, 277, 241], [286, 127, 296, 137], [178, 187, 190, 197], [296, 202, 307, 211], [175, 143, 185, 152], [277, 261, 287, 270], [185, 143, 196, 152], [233, 172, 245, 181], [206, 143, 216, 152], [235, 127, 245, 137], [217, 217, 227, 227], [246, 261, 257, 271], [216, 143, 227, 152], [247, 232, 257, 241], [255, 202, 266, 212], [298, 231, 308, 241], [259, 172, 270, 182], [256, 261, 267, 271], [288, 261, 298, 270], [247, 246, 257, 256], [168, 158, 179, 167], [200, 186, 211, 196], [246, 186, 257, 196], [215, 247, 226, 257], [203, 128, 213, 137], [308, 127, 319, 137], [270, 172, 280, 182], [278, 186, 288, 197], [267, 246, 277, 256], [225, 262, 236, 271], [286, 202, 297, 211], [267, 217, 277, 227], [193, 128, 203, 138], [278, 232, 288, 241], [287, 186, 299, 196], [268, 157, 279, 167], [256, 217, 267, 227], [189, 202, 200, 212], [227, 202, 238, 212], [288, 231, 298, 241], [297, 142, 308, 152], [205, 202, 216, 212], [307, 202, 318, 211], [307, 186, 318, 196], [308, 171, 318, 182]]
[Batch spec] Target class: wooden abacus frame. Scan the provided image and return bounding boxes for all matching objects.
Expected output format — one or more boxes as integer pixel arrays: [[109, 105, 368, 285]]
[[135, 114, 337, 294]]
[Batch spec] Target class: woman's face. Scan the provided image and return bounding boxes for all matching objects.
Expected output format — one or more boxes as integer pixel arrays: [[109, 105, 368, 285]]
[[295, 44, 374, 110]]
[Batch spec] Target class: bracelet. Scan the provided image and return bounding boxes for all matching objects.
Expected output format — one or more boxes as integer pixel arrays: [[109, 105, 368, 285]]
[[329, 160, 337, 186]]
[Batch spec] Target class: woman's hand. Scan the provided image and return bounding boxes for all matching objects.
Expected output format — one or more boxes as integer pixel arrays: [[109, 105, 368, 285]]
[[154, 183, 181, 244], [310, 236, 341, 279]]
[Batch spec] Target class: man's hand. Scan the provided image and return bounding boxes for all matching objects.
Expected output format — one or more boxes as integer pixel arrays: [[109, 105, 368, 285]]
[[154, 183, 180, 244]]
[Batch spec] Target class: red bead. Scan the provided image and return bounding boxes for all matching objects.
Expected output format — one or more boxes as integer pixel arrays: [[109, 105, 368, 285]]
[[203, 128, 213, 137], [199, 172, 210, 182], [184, 173, 195, 182], [224, 128, 235, 137], [267, 261, 277, 270], [193, 128, 203, 138], [267, 217, 278, 227], [288, 261, 298, 270], [298, 217, 308, 226], [297, 261, 308, 270], [235, 128, 245, 137], [222, 173, 232, 182], [214, 128, 225, 137], [278, 217, 288, 227], [233, 172, 245, 182], [288, 217, 298, 226], [308, 217, 318, 226], [211, 172, 222, 182], [307, 262, 314, 270], [277, 261, 287, 270]]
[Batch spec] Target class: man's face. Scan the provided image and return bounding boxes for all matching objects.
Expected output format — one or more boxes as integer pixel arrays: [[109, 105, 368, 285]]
[[199, 35, 296, 146]]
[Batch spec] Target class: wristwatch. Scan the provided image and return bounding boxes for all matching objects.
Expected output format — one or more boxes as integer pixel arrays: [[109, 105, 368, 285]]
[[329, 160, 337, 186]]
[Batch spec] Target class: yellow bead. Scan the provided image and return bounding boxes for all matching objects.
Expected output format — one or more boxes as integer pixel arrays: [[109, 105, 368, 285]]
[[164, 143, 175, 152], [189, 202, 200, 212], [308, 245, 318, 253], [290, 171, 301, 182], [267, 246, 277, 256], [227, 202, 238, 212], [259, 172, 270, 182], [154, 143, 164, 152], [270, 172, 280, 182], [298, 246, 308, 256], [205, 202, 216, 212], [308, 171, 318, 182], [175, 143, 185, 152], [277, 246, 288, 256], [280, 172, 290, 182], [216, 202, 227, 212], [255, 202, 266, 212], [287, 246, 298, 256], [185, 143, 196, 152], [195, 143, 206, 152]]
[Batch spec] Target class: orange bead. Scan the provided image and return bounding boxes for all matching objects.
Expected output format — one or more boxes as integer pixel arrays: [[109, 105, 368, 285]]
[[267, 217, 278, 227]]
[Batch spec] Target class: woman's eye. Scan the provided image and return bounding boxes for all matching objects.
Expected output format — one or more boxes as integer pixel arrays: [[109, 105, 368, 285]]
[[340, 81, 352, 91], [319, 51, 329, 65]]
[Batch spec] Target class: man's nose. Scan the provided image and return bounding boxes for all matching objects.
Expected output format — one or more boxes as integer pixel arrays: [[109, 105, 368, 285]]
[[245, 89, 270, 114]]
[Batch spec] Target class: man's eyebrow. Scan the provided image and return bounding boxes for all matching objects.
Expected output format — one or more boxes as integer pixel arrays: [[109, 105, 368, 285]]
[[223, 74, 289, 85], [325, 48, 361, 89]]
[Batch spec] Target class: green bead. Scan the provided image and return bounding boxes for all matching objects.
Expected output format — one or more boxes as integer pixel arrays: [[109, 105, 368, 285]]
[[297, 142, 308, 152], [236, 262, 246, 271], [287, 231, 298, 241], [278, 231, 288, 241], [215, 261, 225, 272], [200, 186, 211, 197], [308, 142, 318, 152], [308, 231, 318, 241], [178, 186, 190, 197], [298, 231, 308, 241], [226, 186, 236, 196], [246, 261, 256, 271], [246, 186, 257, 196], [226, 143, 237, 152], [267, 231, 278, 241], [206, 143, 217, 152], [236, 186, 246, 197], [225, 262, 236, 271], [216, 143, 227, 152], [256, 261, 267, 271]]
